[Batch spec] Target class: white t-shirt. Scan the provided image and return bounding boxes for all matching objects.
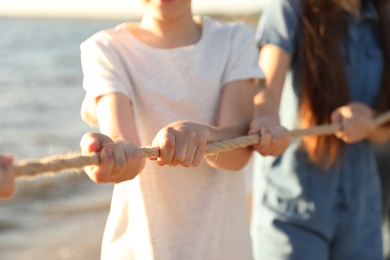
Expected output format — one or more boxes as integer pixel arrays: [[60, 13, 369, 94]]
[[80, 16, 263, 260]]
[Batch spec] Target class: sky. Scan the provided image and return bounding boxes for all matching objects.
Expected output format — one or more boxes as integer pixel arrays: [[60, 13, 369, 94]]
[[0, 0, 271, 19]]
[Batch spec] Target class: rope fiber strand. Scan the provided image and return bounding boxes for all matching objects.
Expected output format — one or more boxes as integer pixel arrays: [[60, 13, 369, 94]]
[[13, 111, 390, 178]]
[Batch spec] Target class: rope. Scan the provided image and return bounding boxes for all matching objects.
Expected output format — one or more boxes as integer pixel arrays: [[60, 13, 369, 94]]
[[13, 110, 390, 178]]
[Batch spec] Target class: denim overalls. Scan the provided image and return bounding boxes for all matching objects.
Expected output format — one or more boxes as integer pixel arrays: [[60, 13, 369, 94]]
[[252, 0, 385, 259]]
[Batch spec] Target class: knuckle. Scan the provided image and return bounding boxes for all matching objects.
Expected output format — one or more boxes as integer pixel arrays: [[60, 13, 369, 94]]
[[172, 155, 185, 164], [157, 161, 166, 166], [180, 125, 190, 134], [192, 161, 201, 167], [163, 139, 175, 150], [115, 157, 127, 168], [195, 135, 206, 146], [168, 162, 179, 166], [166, 127, 177, 137], [181, 160, 192, 167]]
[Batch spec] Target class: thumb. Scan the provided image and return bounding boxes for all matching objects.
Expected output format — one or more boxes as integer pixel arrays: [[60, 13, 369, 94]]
[[248, 123, 261, 135], [80, 132, 114, 154]]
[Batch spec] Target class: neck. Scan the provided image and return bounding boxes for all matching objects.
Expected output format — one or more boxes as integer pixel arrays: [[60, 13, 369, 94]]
[[140, 11, 196, 36], [138, 12, 201, 48]]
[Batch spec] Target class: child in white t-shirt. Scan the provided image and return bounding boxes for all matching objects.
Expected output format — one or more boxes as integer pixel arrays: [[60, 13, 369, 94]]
[[79, 1, 265, 259]]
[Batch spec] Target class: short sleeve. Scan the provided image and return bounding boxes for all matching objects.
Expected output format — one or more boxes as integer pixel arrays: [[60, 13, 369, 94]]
[[222, 24, 264, 85], [255, 0, 302, 56], [80, 32, 132, 126]]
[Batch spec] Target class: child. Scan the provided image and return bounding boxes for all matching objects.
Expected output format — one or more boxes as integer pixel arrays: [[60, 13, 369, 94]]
[[250, 0, 390, 259], [79, 0, 265, 259], [0, 155, 14, 199]]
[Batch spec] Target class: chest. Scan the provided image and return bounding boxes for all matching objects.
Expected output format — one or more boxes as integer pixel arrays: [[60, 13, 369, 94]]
[[341, 19, 384, 105]]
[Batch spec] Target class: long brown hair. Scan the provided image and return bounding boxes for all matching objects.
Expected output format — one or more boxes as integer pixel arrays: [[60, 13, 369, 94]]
[[300, 0, 390, 167]]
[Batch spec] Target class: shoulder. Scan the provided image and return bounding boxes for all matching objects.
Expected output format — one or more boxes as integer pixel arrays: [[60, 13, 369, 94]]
[[202, 16, 255, 43], [274, 0, 302, 11], [81, 24, 128, 51], [262, 0, 302, 18], [256, 0, 303, 52]]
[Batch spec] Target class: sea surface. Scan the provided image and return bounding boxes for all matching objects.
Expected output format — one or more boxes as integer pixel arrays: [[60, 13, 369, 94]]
[[0, 17, 122, 159], [0, 17, 125, 260]]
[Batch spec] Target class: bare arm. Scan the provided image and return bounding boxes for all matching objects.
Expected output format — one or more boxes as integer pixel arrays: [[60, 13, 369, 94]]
[[204, 79, 257, 170], [249, 45, 292, 156], [254, 45, 291, 119], [80, 93, 145, 184], [96, 93, 141, 145]]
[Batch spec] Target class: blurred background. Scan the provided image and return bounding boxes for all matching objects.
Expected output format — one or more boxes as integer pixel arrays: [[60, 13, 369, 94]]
[[0, 0, 388, 259], [0, 1, 266, 259], [0, 0, 270, 19]]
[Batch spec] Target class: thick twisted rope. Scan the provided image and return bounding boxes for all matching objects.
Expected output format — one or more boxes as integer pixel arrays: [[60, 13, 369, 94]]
[[13, 111, 390, 178]]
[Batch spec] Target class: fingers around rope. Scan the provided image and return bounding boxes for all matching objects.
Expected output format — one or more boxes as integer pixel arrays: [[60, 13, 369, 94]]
[[88, 145, 114, 183], [108, 144, 128, 180], [192, 146, 204, 167], [155, 130, 176, 166], [180, 137, 206, 167], [110, 143, 143, 183], [253, 126, 291, 157], [256, 127, 272, 156]]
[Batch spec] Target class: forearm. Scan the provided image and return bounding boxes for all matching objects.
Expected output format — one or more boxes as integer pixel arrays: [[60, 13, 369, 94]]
[[202, 79, 256, 170], [203, 125, 253, 171], [97, 99, 140, 144], [254, 90, 281, 121], [96, 93, 146, 173], [250, 84, 291, 157], [254, 44, 291, 122]]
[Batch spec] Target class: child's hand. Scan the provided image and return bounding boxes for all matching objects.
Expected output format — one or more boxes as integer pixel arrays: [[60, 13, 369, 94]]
[[249, 117, 291, 157], [0, 155, 14, 199], [80, 132, 144, 184], [331, 102, 375, 143], [152, 121, 208, 167]]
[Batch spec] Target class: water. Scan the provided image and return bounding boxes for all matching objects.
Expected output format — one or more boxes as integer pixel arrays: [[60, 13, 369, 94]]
[[0, 17, 120, 158], [0, 17, 123, 260]]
